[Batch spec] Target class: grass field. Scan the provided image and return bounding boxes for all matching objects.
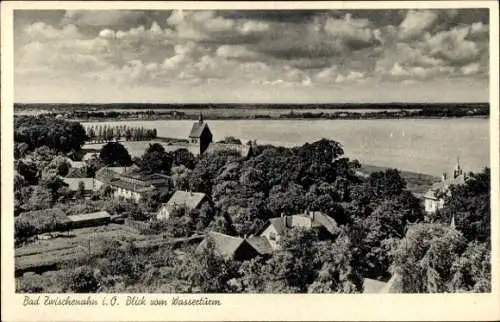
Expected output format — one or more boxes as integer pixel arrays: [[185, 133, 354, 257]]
[[359, 164, 440, 197], [15, 224, 142, 273]]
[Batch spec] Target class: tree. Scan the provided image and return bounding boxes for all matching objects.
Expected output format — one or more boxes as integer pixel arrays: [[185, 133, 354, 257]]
[[217, 136, 242, 145], [14, 116, 87, 153], [25, 186, 53, 210], [138, 143, 172, 174], [308, 236, 363, 293], [390, 223, 468, 293], [99, 142, 132, 166], [75, 181, 86, 199], [66, 265, 101, 293], [168, 148, 197, 169], [448, 241, 490, 292], [183, 240, 238, 293], [171, 165, 192, 191], [437, 168, 490, 243]]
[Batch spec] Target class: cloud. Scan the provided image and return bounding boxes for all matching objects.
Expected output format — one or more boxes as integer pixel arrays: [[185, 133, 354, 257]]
[[425, 27, 480, 65], [14, 9, 490, 101], [216, 45, 258, 59], [324, 14, 378, 50], [398, 10, 438, 40], [23, 22, 82, 41], [460, 62, 480, 75]]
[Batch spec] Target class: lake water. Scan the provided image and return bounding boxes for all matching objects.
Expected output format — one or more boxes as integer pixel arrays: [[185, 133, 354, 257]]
[[82, 118, 490, 177]]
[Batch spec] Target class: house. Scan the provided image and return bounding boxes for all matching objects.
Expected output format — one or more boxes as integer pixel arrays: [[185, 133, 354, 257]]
[[258, 211, 339, 251], [423, 158, 467, 216], [107, 164, 139, 174], [95, 167, 171, 202], [185, 114, 252, 157], [195, 231, 272, 261], [157, 190, 208, 221], [82, 152, 99, 163], [61, 177, 98, 196], [67, 211, 111, 229], [189, 114, 213, 155]]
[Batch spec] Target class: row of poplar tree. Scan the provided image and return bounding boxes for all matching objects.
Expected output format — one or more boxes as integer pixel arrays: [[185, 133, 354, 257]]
[[85, 124, 157, 143]]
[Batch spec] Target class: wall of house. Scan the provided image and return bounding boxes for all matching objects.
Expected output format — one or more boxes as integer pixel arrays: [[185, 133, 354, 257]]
[[114, 187, 141, 202], [260, 225, 280, 250], [424, 198, 445, 215], [157, 206, 171, 221]]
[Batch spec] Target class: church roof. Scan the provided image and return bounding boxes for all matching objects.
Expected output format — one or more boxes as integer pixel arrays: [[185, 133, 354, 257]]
[[189, 121, 210, 138]]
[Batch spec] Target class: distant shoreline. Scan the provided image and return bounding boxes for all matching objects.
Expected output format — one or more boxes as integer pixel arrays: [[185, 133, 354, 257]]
[[69, 115, 489, 123], [14, 102, 489, 121]]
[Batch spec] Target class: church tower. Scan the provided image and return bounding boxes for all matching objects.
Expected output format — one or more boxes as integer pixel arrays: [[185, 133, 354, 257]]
[[453, 156, 463, 179], [188, 113, 213, 155]]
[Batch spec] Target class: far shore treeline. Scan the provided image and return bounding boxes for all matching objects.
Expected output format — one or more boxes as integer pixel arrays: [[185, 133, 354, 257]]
[[14, 102, 489, 122]]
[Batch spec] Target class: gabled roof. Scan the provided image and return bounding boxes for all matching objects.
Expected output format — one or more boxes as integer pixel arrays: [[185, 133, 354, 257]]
[[198, 231, 245, 258], [164, 190, 207, 212], [68, 211, 111, 222], [246, 236, 273, 255], [95, 168, 117, 183], [189, 121, 210, 138], [311, 212, 339, 236], [260, 212, 338, 237]]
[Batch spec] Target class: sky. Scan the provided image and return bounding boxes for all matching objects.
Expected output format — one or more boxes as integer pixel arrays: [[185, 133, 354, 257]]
[[13, 9, 490, 103]]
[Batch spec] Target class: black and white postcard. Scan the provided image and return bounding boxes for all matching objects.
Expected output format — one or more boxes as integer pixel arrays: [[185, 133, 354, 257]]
[[1, 1, 499, 321]]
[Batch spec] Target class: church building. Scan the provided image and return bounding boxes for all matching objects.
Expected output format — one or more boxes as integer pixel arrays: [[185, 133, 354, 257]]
[[423, 158, 467, 216], [188, 114, 213, 155]]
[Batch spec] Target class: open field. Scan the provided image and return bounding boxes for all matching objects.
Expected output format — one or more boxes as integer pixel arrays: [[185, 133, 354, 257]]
[[359, 164, 440, 197]]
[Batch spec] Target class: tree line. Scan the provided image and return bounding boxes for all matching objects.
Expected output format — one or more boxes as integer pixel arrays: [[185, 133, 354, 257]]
[[85, 124, 157, 143]]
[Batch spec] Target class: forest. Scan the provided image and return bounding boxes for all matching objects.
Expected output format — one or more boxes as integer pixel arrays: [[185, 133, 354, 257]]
[[14, 117, 491, 293]]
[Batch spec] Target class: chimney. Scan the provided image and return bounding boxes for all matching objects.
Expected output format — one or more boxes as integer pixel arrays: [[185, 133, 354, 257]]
[[441, 172, 447, 182], [243, 234, 247, 239]]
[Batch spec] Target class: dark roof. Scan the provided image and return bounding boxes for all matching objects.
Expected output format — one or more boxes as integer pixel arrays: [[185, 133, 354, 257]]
[[311, 211, 340, 236], [197, 231, 245, 258], [246, 236, 273, 255], [68, 211, 111, 222], [164, 191, 207, 212], [95, 168, 117, 182], [260, 212, 338, 237], [189, 121, 210, 138]]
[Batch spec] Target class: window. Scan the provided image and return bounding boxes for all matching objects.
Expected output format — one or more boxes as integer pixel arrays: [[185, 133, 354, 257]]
[[269, 232, 276, 241]]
